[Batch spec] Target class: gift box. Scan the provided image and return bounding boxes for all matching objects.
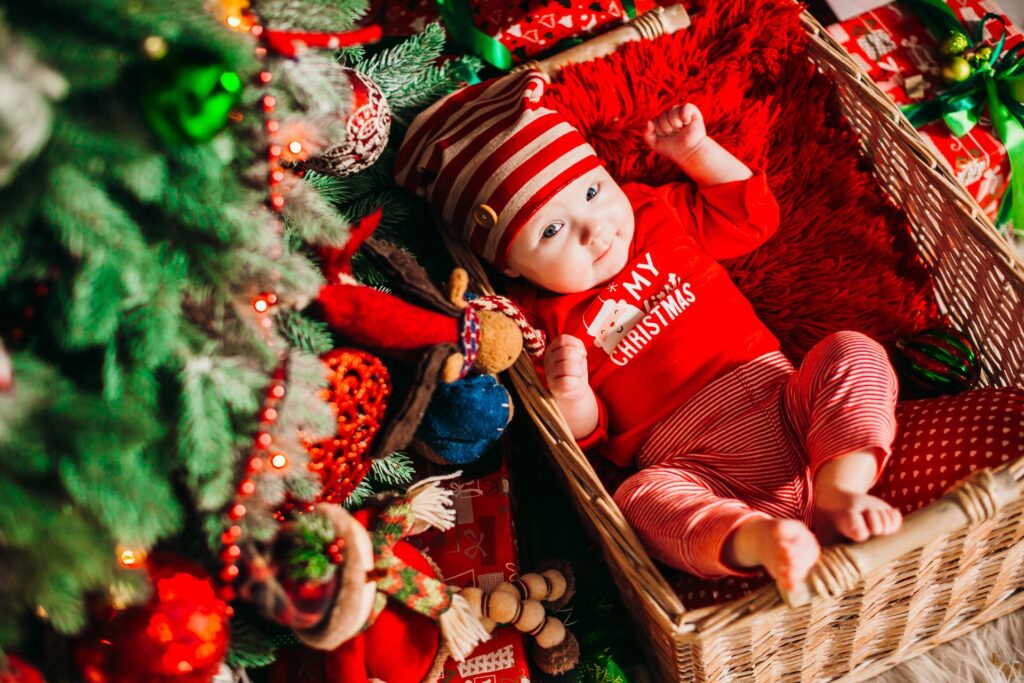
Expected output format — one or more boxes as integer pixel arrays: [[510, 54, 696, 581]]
[[378, 0, 656, 66], [826, 1, 1023, 225], [414, 454, 532, 681]]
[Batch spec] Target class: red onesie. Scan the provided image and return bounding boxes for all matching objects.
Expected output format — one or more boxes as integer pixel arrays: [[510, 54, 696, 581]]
[[510, 173, 899, 578]]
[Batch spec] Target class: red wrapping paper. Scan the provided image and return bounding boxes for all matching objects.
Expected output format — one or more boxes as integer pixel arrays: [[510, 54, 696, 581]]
[[377, 0, 656, 64], [826, 0, 1022, 224], [414, 457, 532, 681]]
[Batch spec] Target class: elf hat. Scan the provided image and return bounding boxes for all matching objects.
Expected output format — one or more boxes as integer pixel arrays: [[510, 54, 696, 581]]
[[394, 70, 601, 271]]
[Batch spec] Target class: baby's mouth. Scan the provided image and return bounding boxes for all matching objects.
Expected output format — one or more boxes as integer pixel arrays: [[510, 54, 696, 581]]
[[594, 242, 614, 264]]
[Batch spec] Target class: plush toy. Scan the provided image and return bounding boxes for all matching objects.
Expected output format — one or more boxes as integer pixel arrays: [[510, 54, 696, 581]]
[[282, 474, 491, 683], [412, 373, 513, 465], [459, 564, 581, 676], [316, 217, 543, 463]]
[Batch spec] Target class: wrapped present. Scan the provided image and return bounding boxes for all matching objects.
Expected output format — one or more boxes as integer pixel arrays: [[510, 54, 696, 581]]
[[380, 0, 657, 66], [826, 0, 1023, 227], [414, 454, 532, 681]]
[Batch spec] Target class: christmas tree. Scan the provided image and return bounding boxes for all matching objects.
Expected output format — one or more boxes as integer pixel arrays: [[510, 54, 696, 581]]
[[0, 0, 477, 678]]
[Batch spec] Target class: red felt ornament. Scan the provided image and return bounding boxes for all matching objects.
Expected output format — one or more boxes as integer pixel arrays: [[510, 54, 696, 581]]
[[75, 556, 230, 683], [303, 349, 391, 505], [0, 655, 45, 683]]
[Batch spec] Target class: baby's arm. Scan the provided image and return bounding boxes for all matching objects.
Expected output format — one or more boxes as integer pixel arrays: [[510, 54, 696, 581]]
[[644, 104, 751, 185], [543, 335, 599, 440]]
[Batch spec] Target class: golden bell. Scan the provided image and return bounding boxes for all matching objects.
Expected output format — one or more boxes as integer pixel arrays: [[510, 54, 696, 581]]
[[472, 204, 498, 229]]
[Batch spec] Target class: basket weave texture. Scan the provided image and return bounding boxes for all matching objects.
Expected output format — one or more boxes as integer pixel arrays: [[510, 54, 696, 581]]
[[440, 6, 1024, 681]]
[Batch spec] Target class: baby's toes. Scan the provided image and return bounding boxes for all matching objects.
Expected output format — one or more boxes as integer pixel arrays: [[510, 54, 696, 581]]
[[883, 507, 903, 535], [865, 509, 887, 536], [835, 510, 870, 543], [774, 522, 820, 588]]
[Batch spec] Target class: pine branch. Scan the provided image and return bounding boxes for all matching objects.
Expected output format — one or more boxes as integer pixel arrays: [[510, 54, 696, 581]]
[[275, 309, 334, 356], [253, 0, 370, 32], [368, 452, 415, 487]]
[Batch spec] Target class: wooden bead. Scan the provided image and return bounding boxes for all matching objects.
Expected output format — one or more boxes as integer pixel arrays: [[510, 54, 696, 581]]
[[483, 590, 520, 624], [542, 569, 567, 602], [519, 573, 549, 600], [513, 599, 546, 635], [535, 616, 567, 649], [481, 616, 497, 633], [493, 581, 520, 598], [460, 587, 484, 618]]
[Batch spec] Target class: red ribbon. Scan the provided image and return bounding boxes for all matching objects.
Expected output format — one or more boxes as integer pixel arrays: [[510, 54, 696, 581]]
[[263, 25, 383, 57]]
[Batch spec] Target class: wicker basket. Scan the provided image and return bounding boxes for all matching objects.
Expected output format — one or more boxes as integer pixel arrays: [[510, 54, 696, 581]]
[[440, 5, 1024, 680]]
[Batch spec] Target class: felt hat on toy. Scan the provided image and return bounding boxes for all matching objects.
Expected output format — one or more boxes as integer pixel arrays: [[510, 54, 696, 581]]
[[393, 70, 600, 270]]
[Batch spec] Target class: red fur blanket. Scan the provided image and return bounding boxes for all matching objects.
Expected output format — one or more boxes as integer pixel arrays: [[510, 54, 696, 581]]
[[545, 0, 941, 364]]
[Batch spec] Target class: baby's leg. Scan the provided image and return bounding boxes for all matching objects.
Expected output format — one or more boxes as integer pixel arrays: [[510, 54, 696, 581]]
[[614, 459, 819, 588], [784, 331, 901, 544]]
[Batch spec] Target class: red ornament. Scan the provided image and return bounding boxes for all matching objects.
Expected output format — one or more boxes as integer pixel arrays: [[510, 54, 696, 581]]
[[303, 349, 390, 504], [0, 655, 45, 683], [76, 556, 230, 683]]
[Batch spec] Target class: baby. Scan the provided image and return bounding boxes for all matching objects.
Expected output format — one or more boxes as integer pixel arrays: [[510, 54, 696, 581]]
[[395, 71, 902, 590]]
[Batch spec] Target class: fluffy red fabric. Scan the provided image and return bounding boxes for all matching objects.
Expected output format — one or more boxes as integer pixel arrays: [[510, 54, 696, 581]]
[[544, 0, 941, 363]]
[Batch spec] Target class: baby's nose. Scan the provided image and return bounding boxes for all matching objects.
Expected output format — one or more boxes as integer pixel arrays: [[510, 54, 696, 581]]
[[582, 223, 608, 245]]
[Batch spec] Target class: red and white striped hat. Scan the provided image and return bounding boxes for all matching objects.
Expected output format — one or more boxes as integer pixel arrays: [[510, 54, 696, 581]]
[[394, 70, 600, 270]]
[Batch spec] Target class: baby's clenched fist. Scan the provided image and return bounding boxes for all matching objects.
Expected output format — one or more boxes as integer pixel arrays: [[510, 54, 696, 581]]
[[543, 334, 590, 402], [643, 103, 707, 164]]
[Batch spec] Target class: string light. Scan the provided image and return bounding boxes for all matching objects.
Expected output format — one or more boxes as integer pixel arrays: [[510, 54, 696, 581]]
[[288, 140, 303, 155], [117, 547, 147, 569], [270, 453, 288, 469]]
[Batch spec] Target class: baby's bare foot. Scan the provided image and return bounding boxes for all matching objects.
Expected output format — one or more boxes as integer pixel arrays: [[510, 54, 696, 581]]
[[813, 489, 902, 545], [724, 517, 820, 591]]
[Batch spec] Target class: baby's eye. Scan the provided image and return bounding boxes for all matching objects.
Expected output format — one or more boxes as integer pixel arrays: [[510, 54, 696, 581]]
[[586, 183, 600, 201], [542, 222, 563, 239]]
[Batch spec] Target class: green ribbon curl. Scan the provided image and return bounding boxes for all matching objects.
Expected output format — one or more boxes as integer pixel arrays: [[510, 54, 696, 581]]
[[902, 0, 1024, 231]]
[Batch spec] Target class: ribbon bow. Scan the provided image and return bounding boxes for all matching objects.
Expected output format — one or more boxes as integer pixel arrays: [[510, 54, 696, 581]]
[[901, 0, 1024, 231]]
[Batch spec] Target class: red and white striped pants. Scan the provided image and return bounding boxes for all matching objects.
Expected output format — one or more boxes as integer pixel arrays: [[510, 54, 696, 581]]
[[613, 331, 898, 578]]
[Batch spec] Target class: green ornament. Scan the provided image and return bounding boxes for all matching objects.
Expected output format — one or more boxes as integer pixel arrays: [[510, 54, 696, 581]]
[[939, 31, 969, 56], [141, 56, 243, 145], [894, 326, 980, 397], [941, 56, 973, 84]]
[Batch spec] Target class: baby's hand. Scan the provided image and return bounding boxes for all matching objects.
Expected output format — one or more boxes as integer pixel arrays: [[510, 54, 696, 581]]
[[643, 103, 707, 164], [543, 334, 590, 402]]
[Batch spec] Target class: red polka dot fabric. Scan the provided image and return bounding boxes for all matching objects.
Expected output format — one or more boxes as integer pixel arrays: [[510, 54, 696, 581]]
[[872, 387, 1024, 515], [662, 387, 1024, 609]]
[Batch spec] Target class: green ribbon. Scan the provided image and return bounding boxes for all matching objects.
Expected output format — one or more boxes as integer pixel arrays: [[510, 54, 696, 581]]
[[436, 0, 513, 70], [901, 0, 1024, 231], [435, 0, 641, 72]]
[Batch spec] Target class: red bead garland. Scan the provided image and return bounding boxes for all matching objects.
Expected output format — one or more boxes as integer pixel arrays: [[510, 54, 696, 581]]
[[302, 349, 391, 505], [216, 365, 288, 601]]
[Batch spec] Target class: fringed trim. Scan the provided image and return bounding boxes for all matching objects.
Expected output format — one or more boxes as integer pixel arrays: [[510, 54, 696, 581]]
[[439, 593, 492, 662], [407, 470, 463, 534]]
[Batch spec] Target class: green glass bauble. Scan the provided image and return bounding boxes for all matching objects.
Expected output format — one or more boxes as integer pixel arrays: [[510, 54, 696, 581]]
[[894, 326, 980, 397], [141, 57, 243, 145], [939, 31, 969, 56], [941, 56, 973, 84]]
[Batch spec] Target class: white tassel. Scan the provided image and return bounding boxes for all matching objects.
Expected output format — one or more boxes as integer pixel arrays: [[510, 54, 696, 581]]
[[439, 593, 491, 662], [407, 471, 462, 533]]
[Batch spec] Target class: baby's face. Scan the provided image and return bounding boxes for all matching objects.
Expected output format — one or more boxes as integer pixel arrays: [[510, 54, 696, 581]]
[[505, 166, 635, 294]]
